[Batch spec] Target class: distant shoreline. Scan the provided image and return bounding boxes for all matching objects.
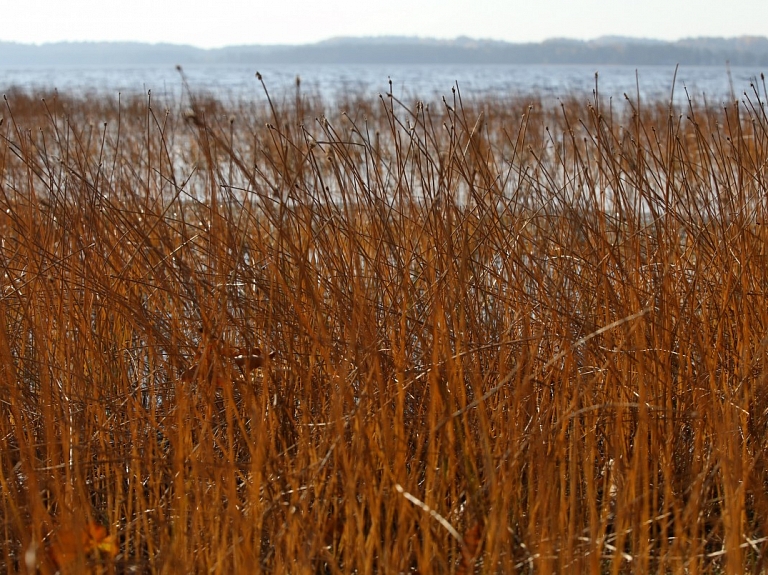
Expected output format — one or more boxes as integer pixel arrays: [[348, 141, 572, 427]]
[[2, 35, 768, 67]]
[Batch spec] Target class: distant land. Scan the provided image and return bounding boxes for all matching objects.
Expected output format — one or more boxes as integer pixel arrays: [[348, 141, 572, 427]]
[[2, 36, 768, 67]]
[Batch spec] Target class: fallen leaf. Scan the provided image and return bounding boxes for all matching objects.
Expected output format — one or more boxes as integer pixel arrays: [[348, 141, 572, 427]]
[[46, 520, 117, 572]]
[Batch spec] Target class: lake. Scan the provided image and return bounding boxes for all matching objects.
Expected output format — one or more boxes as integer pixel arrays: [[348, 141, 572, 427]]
[[1, 63, 766, 105]]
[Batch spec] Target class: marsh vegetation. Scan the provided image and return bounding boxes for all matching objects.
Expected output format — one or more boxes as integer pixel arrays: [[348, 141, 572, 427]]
[[1, 74, 768, 573]]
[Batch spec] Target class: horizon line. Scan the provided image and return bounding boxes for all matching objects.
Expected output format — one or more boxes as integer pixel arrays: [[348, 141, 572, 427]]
[[2, 33, 767, 50]]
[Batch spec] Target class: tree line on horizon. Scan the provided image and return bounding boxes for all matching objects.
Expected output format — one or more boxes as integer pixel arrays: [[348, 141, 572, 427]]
[[1, 35, 768, 67]]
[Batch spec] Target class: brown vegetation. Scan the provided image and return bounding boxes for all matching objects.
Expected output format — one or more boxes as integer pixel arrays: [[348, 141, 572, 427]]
[[1, 74, 768, 573]]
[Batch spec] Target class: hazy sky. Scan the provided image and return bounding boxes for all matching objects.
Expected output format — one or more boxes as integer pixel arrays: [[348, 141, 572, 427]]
[[5, 0, 767, 48]]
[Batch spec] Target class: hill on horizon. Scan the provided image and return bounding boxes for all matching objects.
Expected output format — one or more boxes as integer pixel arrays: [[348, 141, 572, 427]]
[[1, 35, 768, 67]]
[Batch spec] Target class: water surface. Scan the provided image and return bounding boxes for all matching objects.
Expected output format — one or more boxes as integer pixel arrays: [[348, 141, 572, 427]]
[[1, 63, 765, 104]]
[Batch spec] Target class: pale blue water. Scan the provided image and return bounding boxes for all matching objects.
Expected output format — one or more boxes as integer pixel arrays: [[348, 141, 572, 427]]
[[0, 63, 765, 104]]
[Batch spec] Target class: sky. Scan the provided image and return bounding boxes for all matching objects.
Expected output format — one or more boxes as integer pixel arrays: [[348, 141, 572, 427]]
[[4, 0, 768, 49]]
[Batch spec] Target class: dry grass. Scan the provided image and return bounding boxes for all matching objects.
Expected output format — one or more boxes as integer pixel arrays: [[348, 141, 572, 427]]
[[1, 72, 768, 573]]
